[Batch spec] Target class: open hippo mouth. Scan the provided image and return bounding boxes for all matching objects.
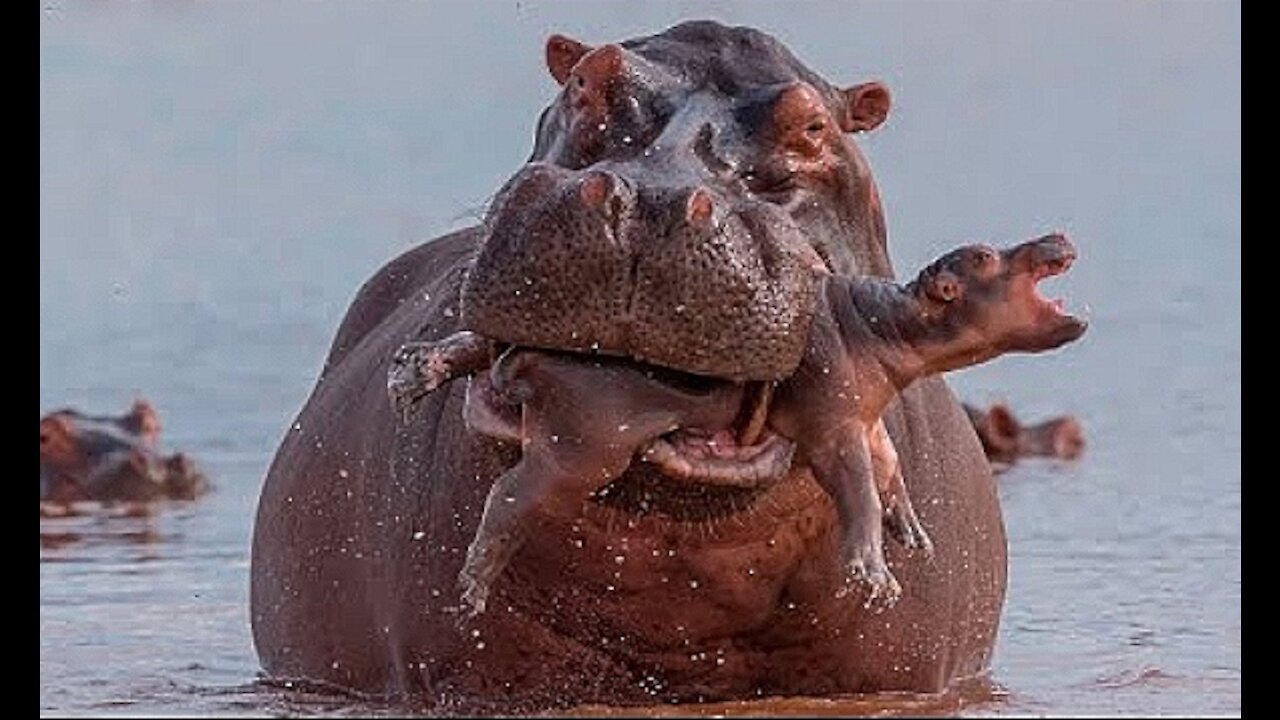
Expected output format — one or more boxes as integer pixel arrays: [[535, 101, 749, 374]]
[[462, 351, 798, 512], [1006, 234, 1089, 346], [640, 424, 796, 487], [1020, 238, 1078, 320]]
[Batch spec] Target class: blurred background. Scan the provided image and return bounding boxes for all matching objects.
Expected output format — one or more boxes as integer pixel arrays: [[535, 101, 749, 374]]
[[40, 1, 1239, 715]]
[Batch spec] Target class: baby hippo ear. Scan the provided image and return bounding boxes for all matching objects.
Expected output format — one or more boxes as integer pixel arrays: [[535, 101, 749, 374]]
[[840, 81, 891, 133], [925, 270, 963, 303]]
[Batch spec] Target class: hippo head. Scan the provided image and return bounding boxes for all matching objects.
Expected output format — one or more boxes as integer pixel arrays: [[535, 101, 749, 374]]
[[461, 21, 894, 381], [907, 234, 1089, 371]]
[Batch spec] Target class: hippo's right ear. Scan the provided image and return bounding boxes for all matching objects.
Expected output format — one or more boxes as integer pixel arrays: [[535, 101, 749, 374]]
[[546, 34, 593, 85], [839, 81, 892, 133]]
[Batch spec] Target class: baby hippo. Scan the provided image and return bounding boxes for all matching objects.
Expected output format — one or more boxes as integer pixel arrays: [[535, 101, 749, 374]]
[[390, 234, 1088, 615]]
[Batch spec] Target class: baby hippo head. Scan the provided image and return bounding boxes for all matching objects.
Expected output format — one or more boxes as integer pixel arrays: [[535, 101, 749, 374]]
[[910, 233, 1088, 362]]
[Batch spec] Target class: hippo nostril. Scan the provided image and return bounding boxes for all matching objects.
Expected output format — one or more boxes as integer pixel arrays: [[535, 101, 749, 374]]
[[579, 171, 619, 210], [685, 187, 715, 226]]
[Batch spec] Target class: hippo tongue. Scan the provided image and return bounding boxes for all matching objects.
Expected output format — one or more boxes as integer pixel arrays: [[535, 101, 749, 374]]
[[670, 429, 751, 460], [640, 427, 796, 488]]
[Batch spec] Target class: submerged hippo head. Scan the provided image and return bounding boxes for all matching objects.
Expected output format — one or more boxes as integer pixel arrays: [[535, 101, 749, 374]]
[[461, 21, 894, 381], [39, 400, 209, 507], [906, 233, 1089, 370]]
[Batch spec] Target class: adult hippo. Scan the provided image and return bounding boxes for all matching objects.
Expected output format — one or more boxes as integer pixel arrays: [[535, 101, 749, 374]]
[[251, 21, 1006, 713]]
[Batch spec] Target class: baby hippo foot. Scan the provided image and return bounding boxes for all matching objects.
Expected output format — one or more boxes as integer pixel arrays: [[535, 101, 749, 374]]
[[835, 542, 902, 611], [884, 501, 934, 558], [388, 342, 456, 421], [456, 535, 515, 621], [387, 331, 497, 421], [456, 564, 494, 622]]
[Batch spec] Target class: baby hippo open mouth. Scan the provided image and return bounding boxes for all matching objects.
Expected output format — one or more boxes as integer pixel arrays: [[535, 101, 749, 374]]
[[389, 233, 1087, 615]]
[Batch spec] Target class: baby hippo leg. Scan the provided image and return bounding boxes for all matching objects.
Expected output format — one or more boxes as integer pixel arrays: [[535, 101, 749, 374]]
[[868, 419, 933, 557], [458, 450, 564, 618], [387, 331, 498, 420], [808, 429, 901, 610]]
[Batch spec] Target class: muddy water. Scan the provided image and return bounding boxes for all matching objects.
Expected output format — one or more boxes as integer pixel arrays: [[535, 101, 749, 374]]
[[40, 1, 1239, 716]]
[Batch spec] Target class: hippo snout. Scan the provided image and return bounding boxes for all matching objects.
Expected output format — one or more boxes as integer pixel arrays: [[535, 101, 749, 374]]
[[462, 163, 818, 381]]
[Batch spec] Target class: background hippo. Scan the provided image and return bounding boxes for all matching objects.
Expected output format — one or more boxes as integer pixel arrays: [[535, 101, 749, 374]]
[[964, 402, 1085, 470], [40, 399, 210, 513], [250, 21, 1011, 712]]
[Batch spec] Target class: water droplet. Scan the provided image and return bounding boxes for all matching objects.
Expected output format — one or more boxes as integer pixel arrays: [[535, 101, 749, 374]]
[[617, 424, 630, 432], [470, 629, 481, 638], [338, 469, 349, 479], [614, 555, 625, 565], [688, 579, 699, 589], [476, 641, 486, 650], [413, 531, 425, 540]]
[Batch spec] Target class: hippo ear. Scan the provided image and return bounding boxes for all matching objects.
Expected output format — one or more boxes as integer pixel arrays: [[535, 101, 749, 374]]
[[546, 34, 592, 85], [40, 415, 73, 445], [986, 403, 1022, 440], [925, 270, 962, 303], [839, 81, 891, 133], [129, 397, 162, 443]]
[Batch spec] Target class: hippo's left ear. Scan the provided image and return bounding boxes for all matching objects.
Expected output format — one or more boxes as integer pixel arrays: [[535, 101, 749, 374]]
[[839, 81, 891, 133], [546, 34, 593, 85]]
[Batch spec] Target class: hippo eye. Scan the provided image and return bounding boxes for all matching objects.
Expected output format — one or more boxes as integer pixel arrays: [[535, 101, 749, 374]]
[[574, 74, 586, 90], [40, 431, 50, 445], [804, 120, 826, 136], [972, 249, 996, 269]]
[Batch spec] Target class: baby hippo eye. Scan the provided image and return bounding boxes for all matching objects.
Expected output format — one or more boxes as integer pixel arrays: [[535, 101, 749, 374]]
[[969, 247, 998, 271]]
